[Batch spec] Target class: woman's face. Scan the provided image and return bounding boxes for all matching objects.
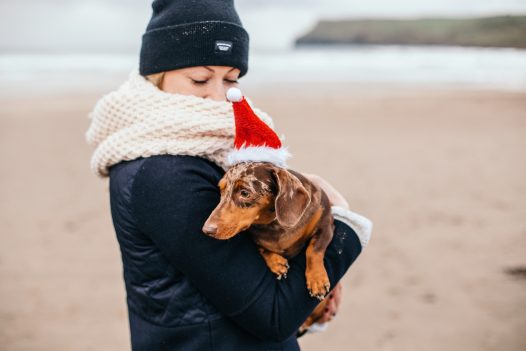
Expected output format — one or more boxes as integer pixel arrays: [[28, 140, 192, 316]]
[[161, 66, 240, 101]]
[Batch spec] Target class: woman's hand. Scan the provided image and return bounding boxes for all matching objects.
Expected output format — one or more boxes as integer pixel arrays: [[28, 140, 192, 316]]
[[318, 282, 342, 323], [301, 173, 349, 209]]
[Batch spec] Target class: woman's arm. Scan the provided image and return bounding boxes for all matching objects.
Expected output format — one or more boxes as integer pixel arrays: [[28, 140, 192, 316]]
[[130, 155, 364, 342]]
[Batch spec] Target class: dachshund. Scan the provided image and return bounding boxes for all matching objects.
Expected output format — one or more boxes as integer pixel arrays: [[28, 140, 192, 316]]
[[202, 161, 335, 332]]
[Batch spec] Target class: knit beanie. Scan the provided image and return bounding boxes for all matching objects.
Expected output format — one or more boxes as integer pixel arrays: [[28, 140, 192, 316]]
[[139, 0, 249, 77]]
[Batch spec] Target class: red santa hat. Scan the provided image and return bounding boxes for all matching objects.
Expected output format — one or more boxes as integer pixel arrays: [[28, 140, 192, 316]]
[[226, 87, 291, 168]]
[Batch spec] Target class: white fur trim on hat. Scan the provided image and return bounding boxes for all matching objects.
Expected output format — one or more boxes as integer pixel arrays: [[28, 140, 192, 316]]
[[227, 145, 292, 168]]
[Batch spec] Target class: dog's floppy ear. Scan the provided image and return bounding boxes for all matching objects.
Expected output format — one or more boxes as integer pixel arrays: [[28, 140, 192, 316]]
[[272, 167, 311, 228]]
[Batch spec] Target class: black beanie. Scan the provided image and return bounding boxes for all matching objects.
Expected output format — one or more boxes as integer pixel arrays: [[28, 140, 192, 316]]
[[139, 0, 249, 77]]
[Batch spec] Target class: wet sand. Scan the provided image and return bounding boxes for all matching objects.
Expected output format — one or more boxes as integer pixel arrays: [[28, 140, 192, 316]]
[[1, 83, 525, 350]]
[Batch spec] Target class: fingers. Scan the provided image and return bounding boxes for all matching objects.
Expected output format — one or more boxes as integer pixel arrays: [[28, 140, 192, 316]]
[[318, 291, 338, 323], [332, 283, 343, 307], [318, 283, 343, 323]]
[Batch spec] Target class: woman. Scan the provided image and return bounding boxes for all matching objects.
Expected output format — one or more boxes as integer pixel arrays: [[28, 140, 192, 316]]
[[86, 1, 371, 350]]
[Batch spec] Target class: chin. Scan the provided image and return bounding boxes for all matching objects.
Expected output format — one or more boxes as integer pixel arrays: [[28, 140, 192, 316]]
[[215, 223, 252, 240], [212, 231, 239, 240]]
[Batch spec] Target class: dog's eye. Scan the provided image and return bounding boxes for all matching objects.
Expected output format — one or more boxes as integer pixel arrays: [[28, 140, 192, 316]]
[[239, 189, 250, 198]]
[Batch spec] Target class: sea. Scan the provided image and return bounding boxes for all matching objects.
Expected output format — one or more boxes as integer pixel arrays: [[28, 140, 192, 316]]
[[1, 45, 526, 97]]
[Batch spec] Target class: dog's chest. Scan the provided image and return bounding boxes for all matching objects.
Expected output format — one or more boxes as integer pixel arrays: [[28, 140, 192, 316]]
[[250, 223, 313, 258]]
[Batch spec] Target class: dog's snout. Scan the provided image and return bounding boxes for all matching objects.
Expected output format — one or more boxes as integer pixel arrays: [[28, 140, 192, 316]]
[[202, 223, 218, 235]]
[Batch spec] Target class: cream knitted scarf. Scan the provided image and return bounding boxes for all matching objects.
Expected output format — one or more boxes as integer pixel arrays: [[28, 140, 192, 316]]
[[85, 69, 275, 178]]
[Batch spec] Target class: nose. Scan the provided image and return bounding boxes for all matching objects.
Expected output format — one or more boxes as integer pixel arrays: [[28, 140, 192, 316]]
[[206, 81, 228, 101], [207, 89, 226, 101], [202, 223, 218, 235]]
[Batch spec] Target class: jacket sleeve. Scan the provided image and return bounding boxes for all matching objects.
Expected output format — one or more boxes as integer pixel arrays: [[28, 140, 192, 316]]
[[130, 155, 364, 342]]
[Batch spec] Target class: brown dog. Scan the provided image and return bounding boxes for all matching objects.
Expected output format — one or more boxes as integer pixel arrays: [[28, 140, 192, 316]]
[[202, 161, 335, 331]]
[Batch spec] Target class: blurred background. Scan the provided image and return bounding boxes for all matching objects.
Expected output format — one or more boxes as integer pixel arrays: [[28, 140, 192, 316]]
[[1, 1, 525, 350]]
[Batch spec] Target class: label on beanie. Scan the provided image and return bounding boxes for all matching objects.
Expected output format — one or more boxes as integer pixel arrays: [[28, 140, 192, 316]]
[[215, 40, 233, 54]]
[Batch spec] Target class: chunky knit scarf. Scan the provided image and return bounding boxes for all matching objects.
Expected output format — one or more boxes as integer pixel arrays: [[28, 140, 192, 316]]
[[86, 69, 275, 178]]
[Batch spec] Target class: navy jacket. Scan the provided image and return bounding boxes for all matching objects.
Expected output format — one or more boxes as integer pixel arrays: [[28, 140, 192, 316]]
[[109, 154, 363, 351]]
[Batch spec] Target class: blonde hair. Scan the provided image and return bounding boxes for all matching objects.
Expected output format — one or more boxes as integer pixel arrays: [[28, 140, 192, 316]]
[[145, 72, 166, 88]]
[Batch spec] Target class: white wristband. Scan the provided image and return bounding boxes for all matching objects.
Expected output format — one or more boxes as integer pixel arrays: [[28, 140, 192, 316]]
[[331, 206, 373, 249]]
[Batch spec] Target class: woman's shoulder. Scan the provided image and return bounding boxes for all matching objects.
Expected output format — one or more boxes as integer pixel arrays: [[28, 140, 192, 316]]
[[109, 155, 224, 193]]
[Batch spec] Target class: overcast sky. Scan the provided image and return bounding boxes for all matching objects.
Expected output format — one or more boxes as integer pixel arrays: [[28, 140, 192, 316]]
[[1, 0, 525, 52]]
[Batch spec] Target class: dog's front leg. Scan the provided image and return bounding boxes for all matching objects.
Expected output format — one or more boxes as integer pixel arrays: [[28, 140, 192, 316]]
[[305, 219, 333, 300], [258, 247, 290, 280]]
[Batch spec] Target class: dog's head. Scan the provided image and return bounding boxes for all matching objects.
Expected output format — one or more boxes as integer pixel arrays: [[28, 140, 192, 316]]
[[202, 162, 311, 240]]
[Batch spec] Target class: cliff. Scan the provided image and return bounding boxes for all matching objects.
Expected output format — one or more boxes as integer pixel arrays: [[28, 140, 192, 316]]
[[295, 15, 526, 49]]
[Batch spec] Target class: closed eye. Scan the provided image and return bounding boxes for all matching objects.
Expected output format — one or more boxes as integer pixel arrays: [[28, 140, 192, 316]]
[[191, 79, 208, 85]]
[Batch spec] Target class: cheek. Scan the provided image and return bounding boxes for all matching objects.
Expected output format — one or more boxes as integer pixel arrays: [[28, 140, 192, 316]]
[[236, 208, 261, 226]]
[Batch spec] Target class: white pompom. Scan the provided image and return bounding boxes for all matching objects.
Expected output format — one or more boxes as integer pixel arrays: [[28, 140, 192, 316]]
[[226, 87, 243, 102]]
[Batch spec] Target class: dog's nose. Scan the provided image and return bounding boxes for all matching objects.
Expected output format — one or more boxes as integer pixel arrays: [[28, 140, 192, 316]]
[[202, 224, 218, 235]]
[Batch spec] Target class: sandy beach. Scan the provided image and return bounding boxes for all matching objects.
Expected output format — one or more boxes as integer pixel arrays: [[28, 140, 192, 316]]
[[1, 83, 525, 350]]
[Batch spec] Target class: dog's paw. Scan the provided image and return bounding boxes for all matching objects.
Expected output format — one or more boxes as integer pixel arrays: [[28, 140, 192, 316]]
[[268, 256, 290, 280], [259, 249, 290, 280], [306, 270, 330, 300]]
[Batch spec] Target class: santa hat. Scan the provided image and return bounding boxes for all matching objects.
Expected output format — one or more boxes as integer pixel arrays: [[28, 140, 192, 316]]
[[226, 87, 291, 168]]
